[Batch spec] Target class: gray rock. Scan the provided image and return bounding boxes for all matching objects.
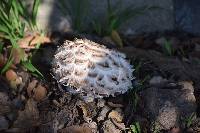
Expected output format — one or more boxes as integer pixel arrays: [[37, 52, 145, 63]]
[[26, 0, 174, 34], [142, 81, 196, 131], [174, 0, 200, 35], [25, 0, 200, 35]]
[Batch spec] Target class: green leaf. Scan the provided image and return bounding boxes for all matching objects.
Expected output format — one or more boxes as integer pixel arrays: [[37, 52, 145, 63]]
[[22, 60, 43, 78]]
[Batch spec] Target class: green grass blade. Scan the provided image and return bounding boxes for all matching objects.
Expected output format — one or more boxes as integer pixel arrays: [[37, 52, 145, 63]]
[[92, 20, 102, 36], [164, 40, 173, 56], [16, 1, 26, 16], [32, 0, 40, 27], [20, 22, 25, 37], [0, 25, 10, 34], [112, 5, 160, 30], [11, 0, 19, 18], [57, 0, 90, 32], [9, 35, 19, 48], [0, 42, 3, 53], [22, 60, 43, 78], [0, 34, 10, 40], [10, 11, 21, 35], [0, 7, 9, 21], [0, 9, 13, 30], [130, 122, 141, 133], [1, 58, 13, 74], [18, 1, 30, 21], [57, 0, 70, 16]]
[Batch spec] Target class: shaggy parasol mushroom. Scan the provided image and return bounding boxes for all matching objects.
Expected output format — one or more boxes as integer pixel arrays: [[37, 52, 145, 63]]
[[52, 39, 134, 102]]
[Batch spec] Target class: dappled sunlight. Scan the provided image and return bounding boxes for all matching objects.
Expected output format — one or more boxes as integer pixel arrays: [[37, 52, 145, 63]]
[[36, 0, 72, 31]]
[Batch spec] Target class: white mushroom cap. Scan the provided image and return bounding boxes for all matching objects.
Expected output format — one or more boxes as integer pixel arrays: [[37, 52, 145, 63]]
[[52, 39, 134, 101]]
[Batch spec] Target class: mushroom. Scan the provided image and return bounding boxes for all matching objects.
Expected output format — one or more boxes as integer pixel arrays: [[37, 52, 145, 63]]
[[52, 39, 134, 102]]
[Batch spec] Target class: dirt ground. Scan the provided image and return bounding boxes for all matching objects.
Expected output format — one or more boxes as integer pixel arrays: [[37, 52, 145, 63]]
[[0, 31, 200, 133]]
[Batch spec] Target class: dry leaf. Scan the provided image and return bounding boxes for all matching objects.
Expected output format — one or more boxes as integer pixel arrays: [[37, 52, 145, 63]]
[[102, 119, 122, 133], [111, 30, 123, 47], [12, 48, 25, 65], [30, 35, 51, 46], [58, 125, 92, 133], [169, 127, 181, 133], [18, 34, 51, 49], [110, 118, 126, 130], [108, 108, 123, 122], [97, 106, 111, 122], [0, 54, 6, 68], [13, 99, 39, 128], [27, 80, 38, 97], [27, 80, 47, 101], [33, 85, 47, 101]]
